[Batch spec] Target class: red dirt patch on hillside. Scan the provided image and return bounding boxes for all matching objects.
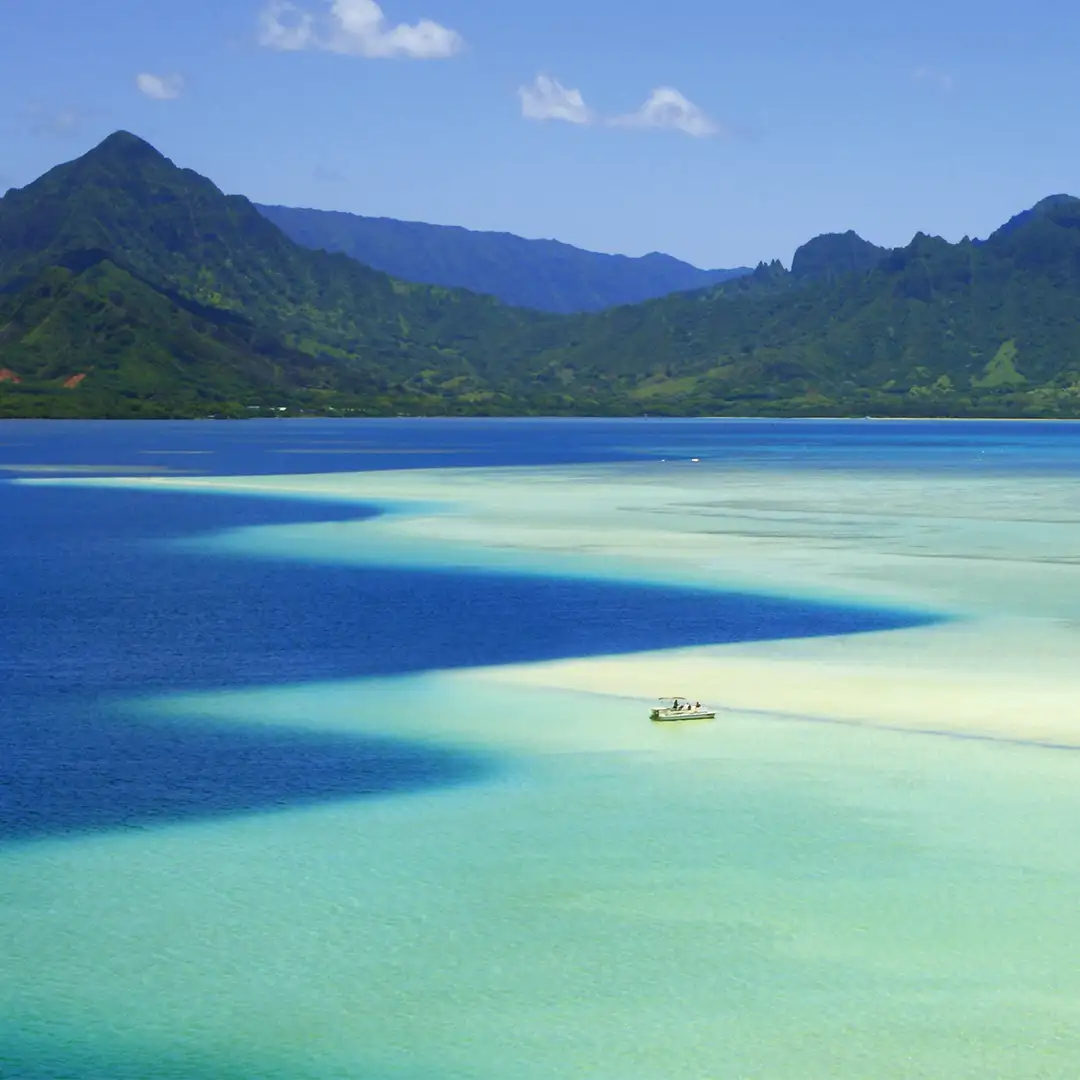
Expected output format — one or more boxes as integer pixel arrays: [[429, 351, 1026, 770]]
[[62, 373, 88, 389], [0, 368, 21, 384]]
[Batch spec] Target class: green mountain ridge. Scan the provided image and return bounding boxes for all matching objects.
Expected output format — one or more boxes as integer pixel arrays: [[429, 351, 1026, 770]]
[[520, 213, 1080, 416], [256, 203, 751, 314], [3, 131, 1080, 418], [0, 132, 553, 417]]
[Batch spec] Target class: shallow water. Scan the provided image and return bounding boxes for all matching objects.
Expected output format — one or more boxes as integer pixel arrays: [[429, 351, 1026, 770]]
[[7, 694, 1080, 1079], [3, 418, 1080, 1079]]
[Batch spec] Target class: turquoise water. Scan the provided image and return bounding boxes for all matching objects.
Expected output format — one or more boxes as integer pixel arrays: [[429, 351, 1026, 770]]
[[6, 692, 1080, 1079], [3, 419, 1080, 1079]]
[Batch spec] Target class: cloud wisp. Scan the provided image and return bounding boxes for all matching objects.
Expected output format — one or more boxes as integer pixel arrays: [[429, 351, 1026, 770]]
[[913, 67, 954, 93], [518, 77, 720, 138], [258, 0, 463, 59], [518, 75, 593, 125], [25, 103, 95, 139], [610, 87, 720, 137], [313, 163, 349, 183], [136, 73, 185, 100]]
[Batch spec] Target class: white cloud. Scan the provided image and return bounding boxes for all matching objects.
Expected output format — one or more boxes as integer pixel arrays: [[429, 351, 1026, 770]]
[[518, 75, 593, 125], [913, 67, 954, 93], [258, 0, 463, 59], [258, 1, 316, 49], [610, 87, 719, 137], [135, 73, 185, 100]]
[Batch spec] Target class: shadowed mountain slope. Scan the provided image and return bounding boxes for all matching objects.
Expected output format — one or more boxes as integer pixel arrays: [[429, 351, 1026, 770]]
[[256, 204, 750, 314]]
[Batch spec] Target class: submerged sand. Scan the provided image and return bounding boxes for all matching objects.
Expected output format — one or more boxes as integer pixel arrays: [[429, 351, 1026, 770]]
[[32, 461, 1080, 748], [10, 457, 1080, 1079]]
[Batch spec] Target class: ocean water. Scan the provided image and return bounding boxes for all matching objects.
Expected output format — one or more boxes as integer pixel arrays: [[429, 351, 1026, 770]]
[[3, 416, 1080, 477], [3, 418, 1080, 1080], [1, 481, 932, 843]]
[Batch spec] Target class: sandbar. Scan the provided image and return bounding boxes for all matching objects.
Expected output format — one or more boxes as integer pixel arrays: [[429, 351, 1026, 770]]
[[29, 460, 1080, 749]]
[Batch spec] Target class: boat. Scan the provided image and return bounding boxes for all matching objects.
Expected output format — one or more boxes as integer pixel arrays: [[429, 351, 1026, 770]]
[[649, 696, 716, 722]]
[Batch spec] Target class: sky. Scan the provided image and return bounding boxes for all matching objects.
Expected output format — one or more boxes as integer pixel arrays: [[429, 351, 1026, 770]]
[[2, 0, 1078, 269]]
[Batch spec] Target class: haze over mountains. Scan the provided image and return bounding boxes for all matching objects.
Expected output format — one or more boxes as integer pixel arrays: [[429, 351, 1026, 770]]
[[2, 132, 1080, 420], [256, 204, 750, 314]]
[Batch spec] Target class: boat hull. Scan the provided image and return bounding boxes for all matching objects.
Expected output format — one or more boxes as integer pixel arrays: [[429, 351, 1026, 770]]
[[650, 708, 716, 722]]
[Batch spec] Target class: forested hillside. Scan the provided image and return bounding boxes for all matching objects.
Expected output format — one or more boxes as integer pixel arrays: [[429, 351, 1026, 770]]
[[3, 133, 1080, 419]]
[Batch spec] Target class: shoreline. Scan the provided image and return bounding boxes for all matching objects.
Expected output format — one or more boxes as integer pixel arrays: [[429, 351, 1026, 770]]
[[2, 413, 1080, 423]]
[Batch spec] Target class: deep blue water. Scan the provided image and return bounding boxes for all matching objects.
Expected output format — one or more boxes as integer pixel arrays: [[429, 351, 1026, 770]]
[[4, 417, 1034, 844], [2, 416, 1080, 477]]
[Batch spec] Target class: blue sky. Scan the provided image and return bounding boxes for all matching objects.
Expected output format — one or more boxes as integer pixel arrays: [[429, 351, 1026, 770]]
[[2, 0, 1077, 268]]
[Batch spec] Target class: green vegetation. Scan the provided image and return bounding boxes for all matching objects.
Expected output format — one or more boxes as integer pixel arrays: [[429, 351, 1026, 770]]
[[3, 133, 1080, 419], [973, 340, 1026, 388], [257, 204, 750, 314], [508, 210, 1080, 418], [789, 230, 889, 282], [0, 133, 552, 417]]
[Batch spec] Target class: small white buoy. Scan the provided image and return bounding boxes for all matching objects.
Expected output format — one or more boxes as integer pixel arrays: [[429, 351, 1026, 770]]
[[691, 457, 700, 463]]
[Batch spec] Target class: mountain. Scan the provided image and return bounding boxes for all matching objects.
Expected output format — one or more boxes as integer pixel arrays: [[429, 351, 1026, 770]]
[[790, 231, 889, 281], [982, 194, 1080, 243], [256, 204, 750, 314], [0, 132, 546, 417], [680, 230, 890, 298], [513, 199, 1080, 417], [4, 132, 1080, 420]]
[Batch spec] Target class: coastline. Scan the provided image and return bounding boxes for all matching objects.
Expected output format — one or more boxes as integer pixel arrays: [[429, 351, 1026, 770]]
[[3, 412, 1080, 422]]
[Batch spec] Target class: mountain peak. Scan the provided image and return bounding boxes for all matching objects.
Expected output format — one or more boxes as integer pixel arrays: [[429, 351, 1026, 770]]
[[987, 193, 1080, 242], [1030, 194, 1080, 214], [87, 130, 167, 164], [0, 126, 281, 299], [791, 230, 888, 281]]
